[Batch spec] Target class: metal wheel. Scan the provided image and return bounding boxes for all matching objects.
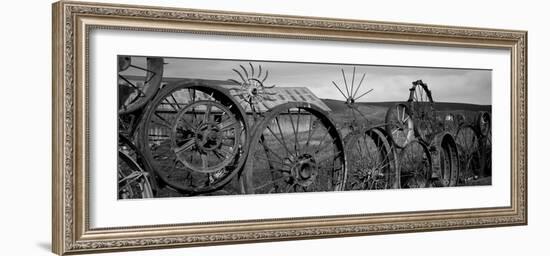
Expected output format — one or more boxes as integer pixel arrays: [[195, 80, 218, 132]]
[[408, 80, 436, 143], [430, 132, 459, 187], [480, 136, 492, 177], [171, 100, 242, 173], [476, 111, 492, 177], [454, 125, 484, 182], [385, 103, 415, 148], [476, 111, 491, 137], [443, 113, 466, 133], [398, 139, 432, 188], [344, 127, 398, 190], [243, 102, 346, 194], [118, 150, 154, 199], [139, 82, 249, 195], [331, 66, 373, 132], [228, 62, 277, 116], [118, 56, 164, 115]]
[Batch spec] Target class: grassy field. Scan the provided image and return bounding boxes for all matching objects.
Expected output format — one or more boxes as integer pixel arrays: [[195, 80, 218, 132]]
[[322, 98, 491, 131]]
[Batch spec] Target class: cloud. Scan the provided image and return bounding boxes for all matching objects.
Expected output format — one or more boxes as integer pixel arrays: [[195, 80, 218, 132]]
[[124, 56, 492, 105]]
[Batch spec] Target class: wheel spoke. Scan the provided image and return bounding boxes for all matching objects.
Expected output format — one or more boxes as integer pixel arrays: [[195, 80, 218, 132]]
[[201, 153, 208, 168], [163, 96, 180, 112], [295, 108, 302, 154], [350, 67, 356, 98], [341, 68, 350, 97], [259, 142, 286, 163], [266, 126, 294, 158], [314, 126, 332, 155], [253, 176, 288, 191], [203, 104, 212, 123], [275, 117, 295, 156], [287, 110, 299, 155], [254, 155, 291, 167], [174, 139, 194, 153], [304, 115, 318, 152], [153, 111, 173, 125], [219, 118, 237, 131]]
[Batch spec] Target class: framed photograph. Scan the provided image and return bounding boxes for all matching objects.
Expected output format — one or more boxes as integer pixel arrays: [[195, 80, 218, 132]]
[[52, 1, 527, 255]]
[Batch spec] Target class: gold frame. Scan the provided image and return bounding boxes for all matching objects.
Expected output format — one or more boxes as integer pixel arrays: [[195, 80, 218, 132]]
[[52, 1, 527, 255]]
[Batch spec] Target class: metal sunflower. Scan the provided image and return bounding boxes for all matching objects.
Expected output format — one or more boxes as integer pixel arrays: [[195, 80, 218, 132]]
[[229, 63, 277, 116]]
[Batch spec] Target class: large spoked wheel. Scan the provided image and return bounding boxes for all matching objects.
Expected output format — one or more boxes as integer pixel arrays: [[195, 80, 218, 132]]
[[118, 150, 154, 199], [430, 132, 459, 187], [345, 127, 398, 190], [118, 56, 164, 115], [454, 125, 484, 183], [408, 80, 436, 143], [243, 102, 346, 194], [398, 139, 432, 188], [385, 103, 414, 148], [118, 134, 155, 199], [171, 100, 242, 173], [139, 82, 249, 195]]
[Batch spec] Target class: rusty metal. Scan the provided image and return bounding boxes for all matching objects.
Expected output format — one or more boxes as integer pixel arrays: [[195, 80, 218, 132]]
[[383, 79, 489, 189], [117, 57, 491, 196], [331, 67, 372, 131], [408, 80, 439, 143], [398, 139, 432, 188], [344, 127, 398, 190], [139, 82, 249, 195], [229, 63, 277, 118], [385, 103, 415, 148], [118, 134, 154, 199], [171, 100, 242, 173], [429, 132, 459, 187], [475, 111, 492, 177], [118, 56, 164, 115], [242, 102, 346, 194], [117, 57, 165, 198], [454, 124, 485, 182]]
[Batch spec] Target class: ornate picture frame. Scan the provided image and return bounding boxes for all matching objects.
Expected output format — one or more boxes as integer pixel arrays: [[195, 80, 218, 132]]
[[52, 1, 527, 255]]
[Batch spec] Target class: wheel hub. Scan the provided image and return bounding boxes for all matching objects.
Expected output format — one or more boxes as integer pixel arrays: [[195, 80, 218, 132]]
[[195, 122, 221, 151], [249, 87, 259, 96], [289, 154, 318, 187], [345, 97, 355, 107]]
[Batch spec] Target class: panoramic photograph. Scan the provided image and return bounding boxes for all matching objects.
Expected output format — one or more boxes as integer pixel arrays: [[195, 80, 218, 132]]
[[117, 56, 492, 199]]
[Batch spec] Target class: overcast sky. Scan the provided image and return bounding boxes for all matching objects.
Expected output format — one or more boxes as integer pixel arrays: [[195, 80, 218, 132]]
[[127, 56, 492, 105]]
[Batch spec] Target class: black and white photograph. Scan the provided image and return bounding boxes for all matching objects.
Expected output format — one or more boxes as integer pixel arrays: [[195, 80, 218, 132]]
[[117, 55, 492, 199]]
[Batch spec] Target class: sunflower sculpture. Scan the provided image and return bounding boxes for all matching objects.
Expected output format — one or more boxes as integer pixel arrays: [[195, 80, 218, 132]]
[[229, 63, 277, 118]]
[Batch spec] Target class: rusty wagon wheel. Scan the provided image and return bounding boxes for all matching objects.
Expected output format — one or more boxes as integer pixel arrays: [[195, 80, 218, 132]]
[[385, 103, 415, 148], [118, 56, 164, 115], [476, 111, 491, 137], [408, 80, 437, 143], [118, 135, 154, 199], [118, 150, 154, 199], [344, 127, 398, 190], [398, 139, 432, 188], [430, 132, 459, 187], [454, 124, 485, 183], [242, 102, 346, 194], [476, 111, 492, 177], [139, 82, 249, 195]]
